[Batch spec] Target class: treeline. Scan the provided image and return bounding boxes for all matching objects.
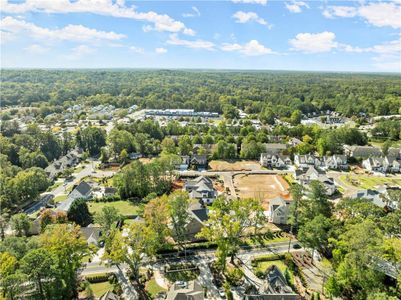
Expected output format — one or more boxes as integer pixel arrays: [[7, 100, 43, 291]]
[[2, 70, 400, 117]]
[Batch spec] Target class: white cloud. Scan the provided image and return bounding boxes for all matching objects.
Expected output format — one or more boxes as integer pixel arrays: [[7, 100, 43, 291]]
[[232, 0, 268, 5], [24, 44, 49, 54], [0, 16, 126, 42], [1, 0, 195, 35], [67, 45, 95, 60], [285, 1, 309, 13], [155, 47, 167, 54], [182, 6, 200, 18], [129, 46, 144, 54], [167, 34, 215, 50], [289, 31, 338, 53], [221, 39, 275, 56], [323, 2, 401, 29], [232, 11, 271, 28]]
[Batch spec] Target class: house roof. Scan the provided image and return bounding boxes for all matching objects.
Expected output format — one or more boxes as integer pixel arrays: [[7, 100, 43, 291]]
[[99, 291, 119, 300], [80, 225, 102, 244], [73, 181, 92, 196], [166, 280, 203, 300], [191, 208, 209, 223]]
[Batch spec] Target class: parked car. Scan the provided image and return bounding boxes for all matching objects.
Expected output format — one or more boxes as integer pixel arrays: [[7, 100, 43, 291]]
[[218, 288, 226, 298], [293, 243, 302, 249]]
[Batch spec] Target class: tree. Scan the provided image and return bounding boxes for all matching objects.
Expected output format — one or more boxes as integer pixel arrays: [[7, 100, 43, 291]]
[[161, 137, 177, 154], [144, 195, 170, 249], [106, 223, 157, 281], [67, 198, 92, 227], [40, 209, 67, 232], [100, 146, 109, 163], [78, 127, 106, 156], [198, 197, 264, 271], [120, 149, 128, 163], [288, 183, 303, 232], [178, 135, 192, 156], [94, 206, 121, 233], [290, 110, 302, 125], [20, 248, 56, 299], [168, 191, 191, 251], [10, 213, 31, 237], [0, 252, 17, 278], [108, 129, 134, 158], [1, 273, 28, 300], [40, 224, 88, 299], [297, 214, 333, 255]]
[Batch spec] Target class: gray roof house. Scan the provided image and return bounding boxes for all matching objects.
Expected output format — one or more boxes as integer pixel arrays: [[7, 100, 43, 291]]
[[350, 187, 400, 210], [190, 155, 208, 170], [260, 154, 291, 169], [57, 181, 92, 211], [182, 202, 209, 240], [99, 290, 120, 300], [45, 149, 81, 180], [362, 156, 400, 173], [296, 166, 336, 196], [80, 224, 103, 245], [268, 197, 291, 225], [245, 265, 298, 300], [323, 155, 348, 170], [344, 145, 382, 158], [294, 154, 323, 169], [166, 280, 204, 300], [184, 176, 217, 205]]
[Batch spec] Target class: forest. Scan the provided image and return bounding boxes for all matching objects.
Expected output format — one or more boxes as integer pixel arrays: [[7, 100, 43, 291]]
[[1, 70, 401, 117]]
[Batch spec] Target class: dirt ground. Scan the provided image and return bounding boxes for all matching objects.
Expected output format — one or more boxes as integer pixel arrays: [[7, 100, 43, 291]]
[[209, 160, 262, 171], [233, 174, 291, 209]]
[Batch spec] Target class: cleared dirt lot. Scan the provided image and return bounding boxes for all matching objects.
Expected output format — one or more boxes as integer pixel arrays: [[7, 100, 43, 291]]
[[209, 160, 262, 171], [233, 174, 291, 209]]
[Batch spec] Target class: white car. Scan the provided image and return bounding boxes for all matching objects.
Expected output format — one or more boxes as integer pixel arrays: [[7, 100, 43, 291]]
[[218, 288, 226, 298]]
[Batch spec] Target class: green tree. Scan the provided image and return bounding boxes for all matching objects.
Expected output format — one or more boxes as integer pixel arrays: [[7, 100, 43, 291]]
[[78, 127, 106, 156], [10, 213, 31, 237], [144, 195, 170, 249], [178, 135, 192, 156], [120, 148, 128, 163], [290, 110, 302, 125], [40, 224, 88, 299], [20, 248, 56, 299], [297, 214, 333, 255], [67, 198, 92, 227], [168, 191, 191, 251], [94, 206, 121, 233], [161, 137, 177, 154]]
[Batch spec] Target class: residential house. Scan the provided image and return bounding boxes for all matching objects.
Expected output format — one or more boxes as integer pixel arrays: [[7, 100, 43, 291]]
[[45, 149, 81, 180], [166, 280, 204, 300], [344, 145, 382, 159], [190, 155, 208, 170], [176, 155, 190, 171], [350, 187, 400, 210], [183, 202, 209, 240], [245, 265, 298, 300], [260, 154, 291, 169], [68, 181, 92, 201], [288, 137, 302, 147], [99, 291, 120, 300], [294, 154, 322, 170], [184, 176, 217, 204], [129, 152, 142, 160], [323, 155, 348, 170], [362, 156, 401, 173], [296, 166, 336, 196], [80, 224, 103, 246], [268, 197, 291, 225], [263, 143, 288, 155]]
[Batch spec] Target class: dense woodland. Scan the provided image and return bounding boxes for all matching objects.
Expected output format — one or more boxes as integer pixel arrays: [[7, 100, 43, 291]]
[[2, 70, 401, 116]]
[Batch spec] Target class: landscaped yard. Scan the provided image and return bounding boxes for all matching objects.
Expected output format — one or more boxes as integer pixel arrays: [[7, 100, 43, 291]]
[[88, 200, 141, 216], [89, 281, 113, 298], [338, 174, 401, 190], [209, 160, 261, 171], [252, 256, 294, 285], [164, 263, 200, 283], [53, 194, 68, 203], [145, 278, 166, 298]]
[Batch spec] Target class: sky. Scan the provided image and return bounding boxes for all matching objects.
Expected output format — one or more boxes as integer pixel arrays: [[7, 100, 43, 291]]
[[1, 0, 400, 72]]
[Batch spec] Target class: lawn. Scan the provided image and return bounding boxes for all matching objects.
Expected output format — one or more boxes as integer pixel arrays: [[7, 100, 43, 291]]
[[47, 181, 63, 191], [253, 258, 294, 285], [89, 281, 113, 298], [209, 160, 261, 171], [53, 194, 68, 203], [339, 174, 401, 190], [88, 200, 141, 216], [164, 264, 200, 282], [145, 278, 166, 298]]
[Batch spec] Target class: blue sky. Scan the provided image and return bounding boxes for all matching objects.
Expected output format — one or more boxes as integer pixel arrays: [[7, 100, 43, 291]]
[[1, 0, 400, 72]]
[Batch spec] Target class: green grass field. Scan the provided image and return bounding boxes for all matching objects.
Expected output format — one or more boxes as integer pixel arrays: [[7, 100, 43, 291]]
[[339, 174, 401, 190], [89, 281, 113, 298], [145, 278, 166, 298], [88, 200, 141, 216], [53, 194, 68, 203], [253, 258, 294, 285]]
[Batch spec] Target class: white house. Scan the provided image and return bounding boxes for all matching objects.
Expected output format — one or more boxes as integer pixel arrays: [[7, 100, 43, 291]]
[[362, 156, 401, 173], [323, 155, 348, 170], [296, 166, 336, 196], [268, 197, 291, 225], [294, 154, 323, 169], [184, 176, 217, 205], [260, 154, 292, 169]]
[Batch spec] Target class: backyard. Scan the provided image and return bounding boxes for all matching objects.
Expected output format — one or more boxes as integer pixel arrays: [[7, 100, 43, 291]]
[[145, 278, 167, 298], [88, 200, 142, 216], [89, 281, 114, 298], [209, 160, 261, 171], [338, 174, 401, 190]]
